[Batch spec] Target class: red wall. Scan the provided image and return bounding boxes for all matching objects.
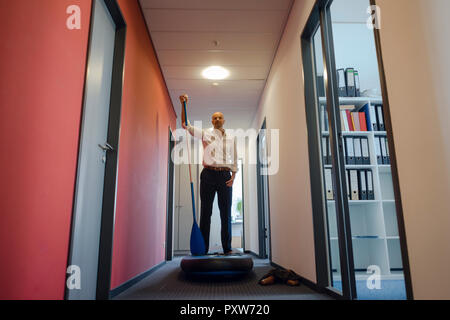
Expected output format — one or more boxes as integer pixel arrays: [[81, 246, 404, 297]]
[[110, 0, 176, 290], [0, 0, 176, 299], [0, 0, 92, 299]]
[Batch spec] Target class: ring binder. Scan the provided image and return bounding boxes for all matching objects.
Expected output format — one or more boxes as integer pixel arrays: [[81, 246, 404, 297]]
[[361, 138, 370, 164], [359, 170, 368, 200], [345, 137, 355, 165], [367, 170, 374, 200], [384, 137, 391, 164], [345, 68, 356, 97], [354, 137, 363, 165], [337, 68, 347, 97]]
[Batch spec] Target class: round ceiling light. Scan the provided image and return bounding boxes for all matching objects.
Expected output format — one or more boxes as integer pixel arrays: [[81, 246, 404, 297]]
[[202, 66, 230, 80]]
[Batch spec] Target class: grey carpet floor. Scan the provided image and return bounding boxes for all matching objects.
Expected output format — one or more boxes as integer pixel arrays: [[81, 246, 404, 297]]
[[113, 257, 332, 300]]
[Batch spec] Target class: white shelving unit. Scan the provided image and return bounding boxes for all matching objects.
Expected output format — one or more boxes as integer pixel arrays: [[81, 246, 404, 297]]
[[320, 97, 403, 277]]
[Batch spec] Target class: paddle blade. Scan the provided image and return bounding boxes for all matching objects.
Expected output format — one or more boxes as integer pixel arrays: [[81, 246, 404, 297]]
[[190, 222, 206, 256]]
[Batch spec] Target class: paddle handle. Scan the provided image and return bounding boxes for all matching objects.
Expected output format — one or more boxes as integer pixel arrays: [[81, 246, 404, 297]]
[[190, 182, 196, 221], [183, 101, 197, 222], [183, 100, 189, 127]]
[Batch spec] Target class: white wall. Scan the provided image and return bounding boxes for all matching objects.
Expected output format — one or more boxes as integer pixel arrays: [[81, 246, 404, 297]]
[[244, 0, 318, 282], [376, 0, 450, 299], [244, 0, 450, 299]]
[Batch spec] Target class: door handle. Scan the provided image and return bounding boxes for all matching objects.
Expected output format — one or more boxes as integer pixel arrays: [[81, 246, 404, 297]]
[[98, 142, 115, 152]]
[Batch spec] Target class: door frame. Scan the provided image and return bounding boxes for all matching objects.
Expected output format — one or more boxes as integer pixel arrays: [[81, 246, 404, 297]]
[[301, 0, 356, 300], [301, 0, 413, 300], [239, 158, 246, 251], [166, 127, 175, 261], [256, 118, 272, 260], [65, 0, 126, 301], [370, 0, 413, 301]]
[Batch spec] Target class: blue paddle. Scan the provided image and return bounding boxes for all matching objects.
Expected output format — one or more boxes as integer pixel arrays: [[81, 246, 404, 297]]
[[183, 100, 206, 256]]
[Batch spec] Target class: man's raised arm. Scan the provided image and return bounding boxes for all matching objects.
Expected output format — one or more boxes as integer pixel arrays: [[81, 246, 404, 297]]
[[179, 94, 202, 139]]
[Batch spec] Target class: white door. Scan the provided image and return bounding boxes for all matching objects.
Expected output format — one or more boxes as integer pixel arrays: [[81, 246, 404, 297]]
[[174, 163, 192, 251], [67, 0, 116, 300], [174, 137, 201, 253]]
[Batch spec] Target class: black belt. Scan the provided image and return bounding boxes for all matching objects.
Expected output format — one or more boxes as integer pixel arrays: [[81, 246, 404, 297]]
[[204, 165, 230, 172]]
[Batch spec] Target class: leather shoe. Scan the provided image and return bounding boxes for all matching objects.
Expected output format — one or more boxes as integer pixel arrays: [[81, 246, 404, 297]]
[[259, 275, 275, 285]]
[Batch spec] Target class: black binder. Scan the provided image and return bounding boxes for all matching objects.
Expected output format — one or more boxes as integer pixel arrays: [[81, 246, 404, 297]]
[[322, 136, 332, 165], [337, 69, 347, 97], [376, 105, 385, 131], [354, 70, 361, 97], [327, 137, 332, 165], [380, 135, 388, 164], [345, 68, 356, 97], [353, 137, 363, 165], [345, 170, 351, 200], [384, 137, 391, 164], [375, 136, 383, 165], [358, 170, 368, 200], [344, 137, 355, 165], [361, 137, 370, 164], [369, 104, 378, 131], [367, 170, 375, 200], [322, 137, 328, 165], [381, 137, 390, 164]]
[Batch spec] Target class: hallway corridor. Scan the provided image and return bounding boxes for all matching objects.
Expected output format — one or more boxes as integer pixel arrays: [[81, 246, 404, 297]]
[[3, 0, 450, 303], [113, 257, 331, 300]]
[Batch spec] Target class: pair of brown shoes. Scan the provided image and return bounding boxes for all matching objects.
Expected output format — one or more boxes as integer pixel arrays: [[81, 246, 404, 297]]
[[258, 268, 301, 286]]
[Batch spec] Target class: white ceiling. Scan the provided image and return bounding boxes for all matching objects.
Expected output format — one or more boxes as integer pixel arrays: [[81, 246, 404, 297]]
[[139, 0, 293, 129]]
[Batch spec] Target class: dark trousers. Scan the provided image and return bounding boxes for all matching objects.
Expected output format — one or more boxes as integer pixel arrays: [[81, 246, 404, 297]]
[[200, 168, 232, 254]]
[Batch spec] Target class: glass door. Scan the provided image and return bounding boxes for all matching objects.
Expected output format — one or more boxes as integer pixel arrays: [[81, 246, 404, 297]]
[[327, 0, 407, 300], [302, 0, 412, 300], [257, 120, 271, 260], [312, 25, 344, 294]]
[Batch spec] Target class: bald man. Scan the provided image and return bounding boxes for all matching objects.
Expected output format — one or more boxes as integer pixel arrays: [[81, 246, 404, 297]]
[[180, 94, 237, 255]]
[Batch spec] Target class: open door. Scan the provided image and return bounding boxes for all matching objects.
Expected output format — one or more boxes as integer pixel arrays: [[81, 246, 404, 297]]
[[256, 119, 271, 260]]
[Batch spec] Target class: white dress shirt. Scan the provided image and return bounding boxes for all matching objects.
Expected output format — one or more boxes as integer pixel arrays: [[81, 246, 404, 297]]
[[187, 124, 238, 173]]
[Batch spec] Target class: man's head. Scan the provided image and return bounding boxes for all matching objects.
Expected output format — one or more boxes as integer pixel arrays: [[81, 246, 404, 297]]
[[211, 112, 225, 130]]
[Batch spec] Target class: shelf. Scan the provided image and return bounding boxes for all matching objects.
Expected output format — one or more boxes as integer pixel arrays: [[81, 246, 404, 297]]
[[386, 236, 400, 240], [330, 236, 385, 241], [324, 164, 376, 169], [318, 96, 402, 276], [328, 200, 379, 204], [378, 165, 391, 173], [353, 236, 383, 239], [319, 96, 383, 107], [342, 131, 372, 136], [321, 131, 387, 136], [345, 164, 375, 169], [349, 200, 379, 205]]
